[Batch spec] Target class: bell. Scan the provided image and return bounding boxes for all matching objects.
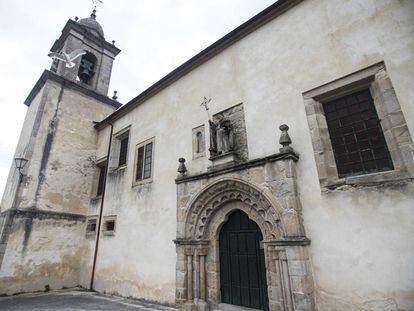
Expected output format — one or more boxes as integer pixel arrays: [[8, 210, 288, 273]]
[[78, 58, 95, 83], [79, 68, 92, 83]]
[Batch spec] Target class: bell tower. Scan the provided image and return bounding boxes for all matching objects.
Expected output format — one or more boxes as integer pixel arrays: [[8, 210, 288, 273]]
[[0, 8, 121, 293], [50, 9, 120, 95]]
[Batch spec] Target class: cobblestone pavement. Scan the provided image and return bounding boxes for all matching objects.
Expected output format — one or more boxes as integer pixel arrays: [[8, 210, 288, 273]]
[[0, 289, 177, 311]]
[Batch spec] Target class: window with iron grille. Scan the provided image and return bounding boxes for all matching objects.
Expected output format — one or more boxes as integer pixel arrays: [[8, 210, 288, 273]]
[[86, 217, 98, 236], [96, 162, 106, 196], [323, 89, 393, 178], [134, 138, 154, 183], [106, 220, 115, 232], [118, 134, 129, 167], [103, 216, 116, 236]]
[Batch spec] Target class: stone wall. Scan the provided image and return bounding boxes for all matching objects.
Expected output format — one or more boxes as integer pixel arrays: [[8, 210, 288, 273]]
[[0, 210, 85, 295], [0, 77, 117, 294], [175, 151, 314, 310]]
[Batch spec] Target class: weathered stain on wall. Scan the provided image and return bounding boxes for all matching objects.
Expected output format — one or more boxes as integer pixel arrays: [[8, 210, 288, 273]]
[[1, 1, 413, 310], [0, 215, 86, 295], [90, 0, 414, 309], [0, 78, 117, 294]]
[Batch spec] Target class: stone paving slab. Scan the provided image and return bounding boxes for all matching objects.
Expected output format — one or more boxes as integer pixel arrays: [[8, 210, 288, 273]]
[[0, 290, 177, 311]]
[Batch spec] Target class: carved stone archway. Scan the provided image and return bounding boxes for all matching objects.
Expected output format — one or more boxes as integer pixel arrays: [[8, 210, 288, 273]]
[[184, 178, 284, 241], [175, 153, 315, 311]]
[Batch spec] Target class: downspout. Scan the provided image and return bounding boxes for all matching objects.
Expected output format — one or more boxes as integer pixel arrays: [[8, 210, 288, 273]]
[[90, 121, 113, 290]]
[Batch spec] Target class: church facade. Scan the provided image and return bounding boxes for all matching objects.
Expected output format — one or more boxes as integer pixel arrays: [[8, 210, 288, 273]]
[[1, 0, 414, 310]]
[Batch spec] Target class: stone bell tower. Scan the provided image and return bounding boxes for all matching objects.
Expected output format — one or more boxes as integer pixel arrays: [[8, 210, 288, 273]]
[[0, 10, 121, 294], [50, 9, 120, 95]]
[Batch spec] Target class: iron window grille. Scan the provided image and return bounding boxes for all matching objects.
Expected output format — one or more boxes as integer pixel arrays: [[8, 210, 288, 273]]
[[323, 89, 393, 178]]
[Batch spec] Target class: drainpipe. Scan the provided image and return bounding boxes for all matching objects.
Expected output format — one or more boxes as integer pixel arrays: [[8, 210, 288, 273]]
[[90, 122, 113, 290]]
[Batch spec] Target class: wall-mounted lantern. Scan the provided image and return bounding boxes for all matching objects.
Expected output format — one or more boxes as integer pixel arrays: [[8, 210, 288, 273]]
[[14, 157, 28, 183]]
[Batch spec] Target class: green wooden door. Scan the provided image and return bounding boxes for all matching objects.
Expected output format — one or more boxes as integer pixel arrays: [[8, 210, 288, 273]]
[[219, 210, 269, 310]]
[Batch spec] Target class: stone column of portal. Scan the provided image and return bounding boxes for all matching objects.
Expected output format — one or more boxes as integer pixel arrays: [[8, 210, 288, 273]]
[[187, 254, 193, 301], [200, 255, 206, 300], [185, 248, 196, 311], [197, 248, 209, 311], [175, 245, 187, 307]]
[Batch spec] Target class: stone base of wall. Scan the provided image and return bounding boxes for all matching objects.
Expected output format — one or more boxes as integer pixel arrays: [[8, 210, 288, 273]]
[[0, 209, 86, 295]]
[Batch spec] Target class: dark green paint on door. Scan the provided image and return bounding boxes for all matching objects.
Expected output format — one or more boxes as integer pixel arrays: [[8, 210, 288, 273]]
[[219, 210, 269, 310]]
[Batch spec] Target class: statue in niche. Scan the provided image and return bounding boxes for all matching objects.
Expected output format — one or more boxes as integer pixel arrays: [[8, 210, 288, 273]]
[[200, 97, 234, 158], [209, 115, 234, 157]]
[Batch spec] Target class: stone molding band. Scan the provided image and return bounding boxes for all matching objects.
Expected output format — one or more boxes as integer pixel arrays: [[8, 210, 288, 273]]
[[0, 208, 86, 222], [176, 151, 299, 184]]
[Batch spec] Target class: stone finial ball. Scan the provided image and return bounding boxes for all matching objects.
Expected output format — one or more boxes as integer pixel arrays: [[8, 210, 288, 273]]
[[178, 158, 186, 163], [279, 124, 289, 131]]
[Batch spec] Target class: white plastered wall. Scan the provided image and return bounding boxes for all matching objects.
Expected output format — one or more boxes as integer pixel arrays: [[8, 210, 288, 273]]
[[93, 0, 414, 309]]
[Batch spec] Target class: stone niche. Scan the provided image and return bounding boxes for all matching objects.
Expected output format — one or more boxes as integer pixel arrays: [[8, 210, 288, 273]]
[[175, 135, 315, 311], [208, 103, 248, 168]]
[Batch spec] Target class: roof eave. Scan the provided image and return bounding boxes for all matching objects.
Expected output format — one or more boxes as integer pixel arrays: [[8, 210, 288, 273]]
[[94, 0, 303, 131], [50, 19, 121, 56], [24, 70, 122, 109]]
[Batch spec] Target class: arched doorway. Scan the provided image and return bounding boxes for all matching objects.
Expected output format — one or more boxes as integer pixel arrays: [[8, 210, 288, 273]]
[[219, 210, 269, 310], [175, 178, 313, 310]]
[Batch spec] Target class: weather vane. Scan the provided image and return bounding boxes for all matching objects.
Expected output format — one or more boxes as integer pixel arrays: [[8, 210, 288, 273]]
[[92, 0, 103, 11], [200, 97, 212, 120]]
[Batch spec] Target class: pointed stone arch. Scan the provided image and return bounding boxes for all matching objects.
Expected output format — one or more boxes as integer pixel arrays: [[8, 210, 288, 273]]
[[184, 178, 285, 241]]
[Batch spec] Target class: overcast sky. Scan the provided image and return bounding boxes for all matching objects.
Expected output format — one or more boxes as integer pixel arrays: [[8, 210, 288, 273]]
[[0, 0, 275, 199]]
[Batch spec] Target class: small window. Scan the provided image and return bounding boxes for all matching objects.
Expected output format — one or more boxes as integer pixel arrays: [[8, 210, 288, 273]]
[[110, 127, 130, 171], [192, 125, 205, 159], [106, 220, 115, 231], [118, 136, 129, 166], [134, 138, 154, 184], [96, 162, 106, 196], [103, 216, 116, 236], [196, 132, 203, 153], [323, 89, 393, 177], [86, 216, 98, 236]]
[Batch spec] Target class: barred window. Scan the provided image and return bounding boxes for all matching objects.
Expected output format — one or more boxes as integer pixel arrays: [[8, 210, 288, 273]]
[[323, 89, 393, 177], [103, 216, 116, 236], [86, 216, 98, 236]]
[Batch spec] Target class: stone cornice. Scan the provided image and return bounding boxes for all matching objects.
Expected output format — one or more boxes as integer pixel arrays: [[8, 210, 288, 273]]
[[0, 208, 86, 221], [264, 237, 311, 246], [50, 19, 121, 56], [173, 239, 210, 246], [24, 70, 122, 109], [174, 237, 311, 246], [175, 151, 299, 184]]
